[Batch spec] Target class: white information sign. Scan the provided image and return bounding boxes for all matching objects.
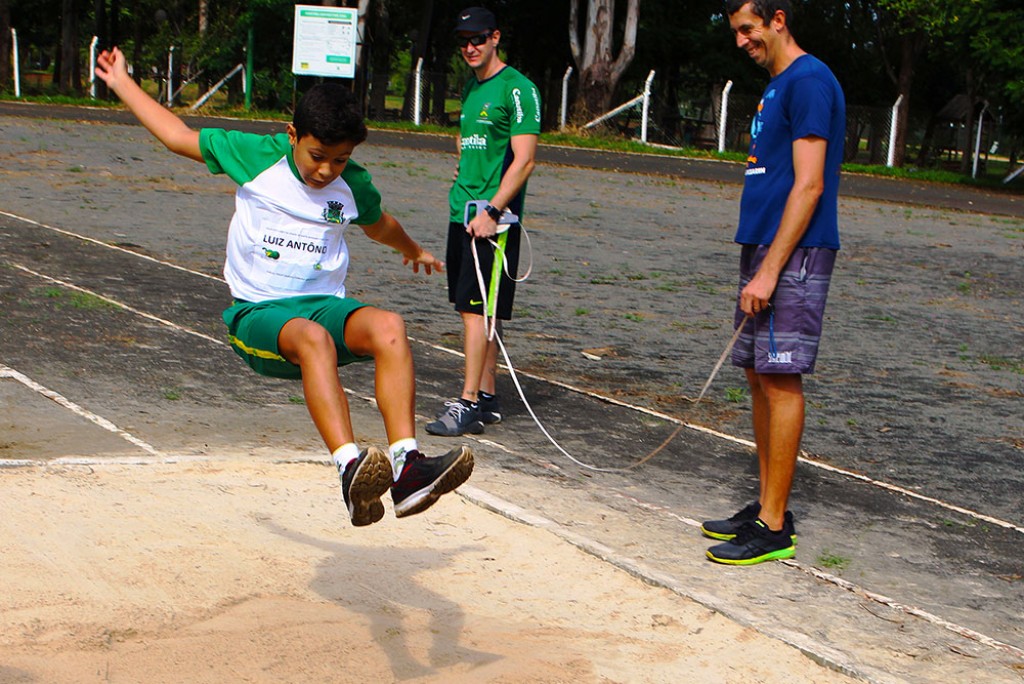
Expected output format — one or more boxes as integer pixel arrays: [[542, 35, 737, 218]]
[[292, 5, 358, 78]]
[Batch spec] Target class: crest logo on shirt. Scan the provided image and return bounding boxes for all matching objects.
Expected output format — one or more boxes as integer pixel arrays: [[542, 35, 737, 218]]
[[476, 102, 494, 125], [322, 200, 345, 224]]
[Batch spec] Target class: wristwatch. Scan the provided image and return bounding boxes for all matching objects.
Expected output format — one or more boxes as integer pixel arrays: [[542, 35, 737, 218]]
[[484, 204, 503, 222]]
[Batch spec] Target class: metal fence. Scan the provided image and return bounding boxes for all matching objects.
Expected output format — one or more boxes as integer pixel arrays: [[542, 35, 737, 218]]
[[5, 34, 975, 171]]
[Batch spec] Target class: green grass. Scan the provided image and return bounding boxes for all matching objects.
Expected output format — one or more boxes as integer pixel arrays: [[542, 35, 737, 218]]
[[976, 354, 1024, 374], [817, 550, 850, 571], [33, 286, 117, 311], [724, 387, 749, 403]]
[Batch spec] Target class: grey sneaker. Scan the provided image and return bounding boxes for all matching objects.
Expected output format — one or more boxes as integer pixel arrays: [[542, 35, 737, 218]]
[[426, 399, 484, 436], [340, 447, 393, 527], [477, 391, 502, 424]]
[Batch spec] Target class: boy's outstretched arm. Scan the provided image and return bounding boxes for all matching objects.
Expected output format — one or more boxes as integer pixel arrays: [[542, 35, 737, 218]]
[[361, 212, 444, 275], [94, 47, 202, 162]]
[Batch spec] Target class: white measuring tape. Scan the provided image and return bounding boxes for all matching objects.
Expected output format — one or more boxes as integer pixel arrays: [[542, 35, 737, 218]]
[[466, 201, 738, 473]]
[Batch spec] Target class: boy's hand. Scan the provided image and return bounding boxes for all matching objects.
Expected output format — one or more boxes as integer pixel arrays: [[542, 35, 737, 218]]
[[403, 249, 444, 275], [95, 47, 130, 92]]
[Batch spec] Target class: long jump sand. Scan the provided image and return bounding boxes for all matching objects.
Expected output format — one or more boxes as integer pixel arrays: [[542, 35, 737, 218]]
[[0, 455, 857, 684]]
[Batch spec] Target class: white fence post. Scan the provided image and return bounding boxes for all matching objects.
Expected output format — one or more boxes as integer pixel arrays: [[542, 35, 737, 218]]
[[972, 101, 988, 179], [11, 28, 20, 98], [89, 36, 98, 98], [718, 80, 733, 153], [640, 69, 654, 144], [166, 46, 175, 106], [560, 65, 573, 130], [886, 94, 903, 167], [413, 57, 423, 126]]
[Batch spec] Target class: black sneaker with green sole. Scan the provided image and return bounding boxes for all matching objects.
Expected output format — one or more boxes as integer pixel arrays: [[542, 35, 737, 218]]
[[706, 518, 796, 565], [701, 502, 797, 543]]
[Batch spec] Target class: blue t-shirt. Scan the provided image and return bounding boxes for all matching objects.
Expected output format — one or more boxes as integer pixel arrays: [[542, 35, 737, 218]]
[[736, 54, 845, 249]]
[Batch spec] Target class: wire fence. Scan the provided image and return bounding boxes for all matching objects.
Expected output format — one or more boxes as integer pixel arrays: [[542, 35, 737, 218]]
[[4, 36, 966, 169]]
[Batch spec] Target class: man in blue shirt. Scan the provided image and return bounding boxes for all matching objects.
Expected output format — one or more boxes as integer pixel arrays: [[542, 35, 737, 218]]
[[701, 0, 846, 565]]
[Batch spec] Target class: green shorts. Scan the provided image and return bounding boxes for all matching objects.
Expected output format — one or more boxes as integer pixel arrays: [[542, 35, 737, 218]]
[[222, 294, 371, 379]]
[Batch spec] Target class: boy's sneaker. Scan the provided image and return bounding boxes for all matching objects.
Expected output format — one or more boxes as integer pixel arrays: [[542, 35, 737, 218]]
[[339, 447, 393, 527], [391, 447, 474, 518], [701, 502, 797, 543], [477, 392, 502, 425], [706, 519, 796, 565], [426, 399, 484, 436]]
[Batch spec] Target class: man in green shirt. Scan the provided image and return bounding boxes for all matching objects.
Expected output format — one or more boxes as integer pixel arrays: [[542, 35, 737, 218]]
[[427, 6, 542, 436]]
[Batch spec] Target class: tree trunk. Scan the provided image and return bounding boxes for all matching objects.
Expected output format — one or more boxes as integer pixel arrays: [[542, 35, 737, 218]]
[[915, 114, 937, 166], [353, 0, 371, 112], [401, 0, 433, 120], [0, 0, 11, 91], [367, 0, 392, 119], [93, 0, 108, 98], [109, 0, 120, 45], [59, 0, 80, 94], [890, 31, 923, 168], [568, 0, 639, 121], [131, 8, 144, 85], [959, 70, 977, 175]]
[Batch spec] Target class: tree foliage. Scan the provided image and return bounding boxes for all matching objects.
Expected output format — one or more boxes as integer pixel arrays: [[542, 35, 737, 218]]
[[4, 0, 1022, 166]]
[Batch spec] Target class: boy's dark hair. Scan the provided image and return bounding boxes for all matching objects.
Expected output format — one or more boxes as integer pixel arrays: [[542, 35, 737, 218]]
[[725, 0, 793, 29], [292, 82, 368, 146]]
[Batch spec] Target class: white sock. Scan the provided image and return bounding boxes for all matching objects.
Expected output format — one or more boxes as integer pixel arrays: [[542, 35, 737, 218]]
[[389, 438, 418, 481], [331, 442, 361, 472]]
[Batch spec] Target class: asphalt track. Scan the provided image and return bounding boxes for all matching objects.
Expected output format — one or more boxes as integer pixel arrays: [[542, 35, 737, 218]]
[[1, 103, 1022, 683]]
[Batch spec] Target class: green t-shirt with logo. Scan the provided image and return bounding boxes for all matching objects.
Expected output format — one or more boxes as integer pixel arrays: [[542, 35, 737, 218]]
[[449, 66, 541, 223]]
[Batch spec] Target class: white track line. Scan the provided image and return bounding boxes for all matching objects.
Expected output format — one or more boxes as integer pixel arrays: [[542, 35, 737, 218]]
[[0, 210, 222, 282], [787, 558, 1024, 660], [12, 264, 224, 346], [412, 335, 1024, 537], [4, 210, 1022, 537], [3, 212, 1022, 661], [0, 364, 161, 457], [605, 490, 1024, 660]]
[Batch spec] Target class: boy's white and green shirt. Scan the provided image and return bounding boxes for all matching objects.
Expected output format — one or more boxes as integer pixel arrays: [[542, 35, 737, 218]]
[[199, 129, 383, 303]]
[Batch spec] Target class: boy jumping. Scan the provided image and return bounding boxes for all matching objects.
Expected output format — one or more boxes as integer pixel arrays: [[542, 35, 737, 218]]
[[95, 48, 473, 527]]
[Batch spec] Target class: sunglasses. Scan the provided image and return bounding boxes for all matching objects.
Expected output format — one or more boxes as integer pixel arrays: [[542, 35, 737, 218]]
[[459, 32, 492, 48]]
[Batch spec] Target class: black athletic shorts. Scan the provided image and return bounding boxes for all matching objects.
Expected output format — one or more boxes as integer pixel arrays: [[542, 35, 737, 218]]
[[445, 221, 521, 320]]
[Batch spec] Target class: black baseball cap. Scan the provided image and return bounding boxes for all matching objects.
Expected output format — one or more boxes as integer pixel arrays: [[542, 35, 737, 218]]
[[455, 7, 496, 33]]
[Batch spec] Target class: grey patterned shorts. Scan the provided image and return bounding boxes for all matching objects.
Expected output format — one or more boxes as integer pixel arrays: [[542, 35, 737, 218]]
[[731, 245, 837, 374]]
